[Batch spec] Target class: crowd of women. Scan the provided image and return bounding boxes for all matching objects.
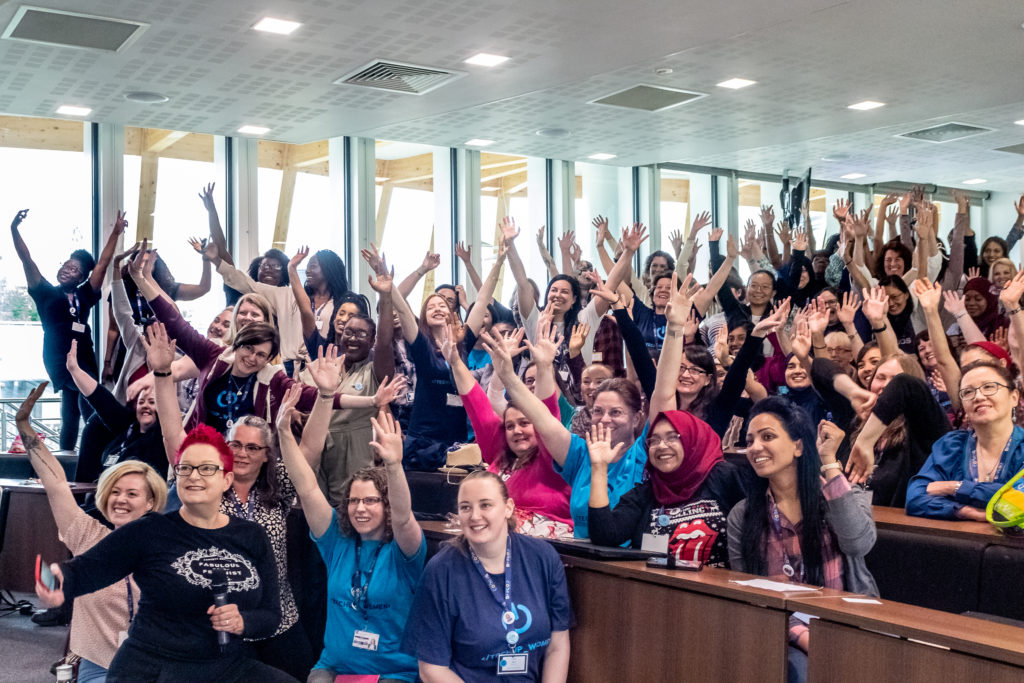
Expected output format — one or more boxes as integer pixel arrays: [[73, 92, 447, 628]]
[[13, 182, 1024, 682]]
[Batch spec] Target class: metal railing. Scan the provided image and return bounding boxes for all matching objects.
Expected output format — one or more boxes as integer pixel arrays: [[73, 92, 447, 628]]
[[0, 396, 62, 452]]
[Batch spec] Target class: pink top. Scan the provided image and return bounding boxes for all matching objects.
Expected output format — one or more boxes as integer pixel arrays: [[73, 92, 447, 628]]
[[461, 384, 573, 527]]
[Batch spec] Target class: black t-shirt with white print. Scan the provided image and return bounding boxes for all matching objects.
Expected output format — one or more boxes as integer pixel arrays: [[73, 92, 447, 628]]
[[60, 510, 280, 661]]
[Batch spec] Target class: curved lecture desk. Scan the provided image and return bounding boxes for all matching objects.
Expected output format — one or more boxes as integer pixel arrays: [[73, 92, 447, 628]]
[[421, 520, 1024, 683]]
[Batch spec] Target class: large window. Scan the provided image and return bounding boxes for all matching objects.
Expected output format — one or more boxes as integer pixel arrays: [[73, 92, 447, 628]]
[[375, 141, 452, 306], [123, 128, 224, 329], [0, 116, 90, 445], [478, 153, 547, 306], [659, 169, 715, 279], [575, 162, 634, 274]]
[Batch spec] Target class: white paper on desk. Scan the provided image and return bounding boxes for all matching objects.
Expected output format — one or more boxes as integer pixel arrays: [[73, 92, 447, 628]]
[[842, 597, 883, 604], [729, 579, 820, 592]]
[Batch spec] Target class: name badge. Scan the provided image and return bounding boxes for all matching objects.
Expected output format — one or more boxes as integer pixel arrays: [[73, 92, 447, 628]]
[[71, 322, 86, 334], [446, 393, 463, 407], [117, 631, 128, 646], [497, 653, 528, 676], [104, 453, 120, 467], [352, 630, 379, 651], [316, 318, 325, 331], [641, 533, 669, 554], [592, 351, 603, 362]]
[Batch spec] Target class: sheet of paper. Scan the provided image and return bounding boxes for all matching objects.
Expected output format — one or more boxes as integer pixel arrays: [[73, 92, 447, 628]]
[[842, 597, 883, 604], [729, 578, 820, 592]]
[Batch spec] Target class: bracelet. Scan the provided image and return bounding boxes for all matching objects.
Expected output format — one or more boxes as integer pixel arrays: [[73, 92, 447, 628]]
[[666, 329, 684, 339], [319, 393, 334, 400], [820, 462, 843, 474], [153, 370, 171, 378], [871, 325, 887, 333], [813, 344, 826, 350], [1009, 307, 1022, 316], [954, 312, 967, 320]]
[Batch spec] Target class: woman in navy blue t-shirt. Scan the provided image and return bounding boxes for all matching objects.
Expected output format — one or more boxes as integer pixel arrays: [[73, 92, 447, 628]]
[[404, 471, 572, 682]]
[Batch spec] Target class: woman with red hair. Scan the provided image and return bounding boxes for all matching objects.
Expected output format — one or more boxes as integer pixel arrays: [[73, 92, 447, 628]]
[[35, 424, 295, 682], [587, 410, 744, 565]]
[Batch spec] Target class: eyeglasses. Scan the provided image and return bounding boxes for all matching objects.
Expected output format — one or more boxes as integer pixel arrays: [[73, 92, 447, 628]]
[[645, 432, 681, 449], [747, 283, 773, 292], [825, 346, 851, 355], [260, 260, 283, 271], [958, 381, 1013, 402], [346, 496, 382, 507], [173, 463, 223, 477], [341, 328, 372, 341], [678, 365, 708, 377], [228, 441, 267, 454], [819, 300, 839, 308], [523, 376, 537, 387], [238, 344, 271, 362]]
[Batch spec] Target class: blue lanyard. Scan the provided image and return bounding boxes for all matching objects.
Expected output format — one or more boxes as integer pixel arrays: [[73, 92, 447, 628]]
[[469, 535, 512, 615], [770, 500, 802, 581], [67, 291, 80, 321], [229, 488, 256, 521], [351, 537, 384, 619]]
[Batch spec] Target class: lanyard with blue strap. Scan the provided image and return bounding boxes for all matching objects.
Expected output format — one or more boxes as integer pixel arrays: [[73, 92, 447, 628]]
[[469, 535, 520, 646]]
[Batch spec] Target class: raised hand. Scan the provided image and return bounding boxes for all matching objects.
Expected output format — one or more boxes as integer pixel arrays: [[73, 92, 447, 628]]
[[556, 230, 576, 252], [760, 204, 775, 227], [991, 326, 1010, 352], [203, 240, 220, 263], [568, 322, 591, 358], [439, 322, 461, 366], [140, 321, 176, 374], [15, 382, 47, 431], [527, 314, 563, 367], [198, 183, 216, 211], [360, 242, 387, 276], [709, 226, 724, 243], [367, 265, 394, 295], [725, 234, 739, 260], [592, 215, 609, 244], [942, 289, 967, 318], [619, 222, 649, 253], [127, 238, 151, 283], [11, 209, 29, 230], [585, 421, 626, 467], [691, 211, 712, 238], [187, 237, 208, 258], [668, 229, 684, 255], [837, 291, 860, 326], [310, 343, 345, 394], [952, 190, 970, 214], [113, 210, 129, 236], [1015, 195, 1024, 219], [420, 251, 441, 272], [792, 227, 808, 252], [372, 375, 408, 408], [752, 297, 791, 338], [713, 324, 731, 364], [479, 329, 521, 379], [911, 278, 941, 312], [966, 266, 981, 281], [832, 199, 851, 223], [114, 241, 141, 266], [816, 420, 846, 464], [369, 408, 404, 465], [664, 272, 696, 327], [861, 287, 889, 325], [885, 205, 899, 225], [289, 246, 309, 270], [683, 307, 700, 341], [454, 241, 471, 262], [879, 193, 898, 209], [500, 216, 520, 244], [274, 384, 303, 435], [568, 241, 582, 267], [790, 318, 812, 359], [1000, 270, 1024, 307], [806, 299, 828, 335], [743, 218, 757, 243], [775, 221, 792, 244], [849, 208, 870, 238]]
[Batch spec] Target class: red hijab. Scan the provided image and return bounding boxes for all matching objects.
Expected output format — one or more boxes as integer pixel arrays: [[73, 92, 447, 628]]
[[645, 411, 724, 505]]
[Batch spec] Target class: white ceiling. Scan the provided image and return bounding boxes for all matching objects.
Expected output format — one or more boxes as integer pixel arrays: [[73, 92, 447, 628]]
[[3, 0, 1024, 190]]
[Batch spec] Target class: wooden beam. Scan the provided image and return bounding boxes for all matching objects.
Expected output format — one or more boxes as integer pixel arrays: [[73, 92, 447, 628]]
[[375, 184, 393, 245], [136, 152, 158, 242], [272, 146, 296, 250], [0, 115, 84, 152], [378, 153, 433, 183], [661, 178, 690, 203], [292, 139, 329, 168], [483, 165, 529, 184], [422, 230, 436, 304], [145, 130, 188, 154], [125, 127, 215, 163]]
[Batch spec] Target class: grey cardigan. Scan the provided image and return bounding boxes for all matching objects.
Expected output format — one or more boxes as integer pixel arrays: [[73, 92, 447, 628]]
[[727, 481, 879, 597]]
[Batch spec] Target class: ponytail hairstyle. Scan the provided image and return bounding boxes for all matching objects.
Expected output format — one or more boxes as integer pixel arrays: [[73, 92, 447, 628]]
[[739, 398, 835, 587]]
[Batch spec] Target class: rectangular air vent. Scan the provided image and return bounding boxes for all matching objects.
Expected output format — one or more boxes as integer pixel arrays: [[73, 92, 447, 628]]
[[590, 84, 707, 112], [995, 143, 1024, 156], [2, 5, 147, 52], [895, 122, 994, 144], [334, 60, 466, 95]]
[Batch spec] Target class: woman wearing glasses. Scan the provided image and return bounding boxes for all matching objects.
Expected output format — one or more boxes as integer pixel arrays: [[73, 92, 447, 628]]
[[907, 361, 1024, 520], [35, 424, 294, 682], [587, 411, 744, 564], [276, 388, 425, 683]]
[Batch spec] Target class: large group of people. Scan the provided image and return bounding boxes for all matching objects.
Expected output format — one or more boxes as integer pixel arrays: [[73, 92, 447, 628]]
[[12, 182, 1024, 681]]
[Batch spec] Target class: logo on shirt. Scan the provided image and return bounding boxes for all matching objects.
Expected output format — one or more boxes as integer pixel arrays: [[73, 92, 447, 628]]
[[171, 546, 260, 592]]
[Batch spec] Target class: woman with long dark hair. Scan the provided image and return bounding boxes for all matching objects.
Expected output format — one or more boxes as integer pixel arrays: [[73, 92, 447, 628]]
[[728, 399, 877, 670]]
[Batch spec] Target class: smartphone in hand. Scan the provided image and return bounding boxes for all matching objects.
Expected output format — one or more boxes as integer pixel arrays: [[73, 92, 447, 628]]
[[35, 555, 58, 590]]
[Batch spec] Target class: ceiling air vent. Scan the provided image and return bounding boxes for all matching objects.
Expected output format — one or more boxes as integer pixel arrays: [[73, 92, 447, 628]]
[[334, 60, 466, 95], [995, 143, 1024, 156], [1, 5, 148, 52], [590, 84, 706, 112], [895, 122, 994, 144]]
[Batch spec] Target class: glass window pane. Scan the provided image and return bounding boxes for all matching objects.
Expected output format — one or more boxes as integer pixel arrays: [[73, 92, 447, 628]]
[[659, 169, 714, 280], [575, 162, 633, 271]]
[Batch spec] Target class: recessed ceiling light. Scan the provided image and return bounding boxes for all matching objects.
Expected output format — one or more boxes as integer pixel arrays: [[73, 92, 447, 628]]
[[464, 53, 509, 67], [848, 100, 885, 111], [1015, 120, 1024, 126], [840, 173, 866, 180], [962, 178, 987, 185], [588, 153, 616, 161], [465, 138, 495, 147], [56, 105, 91, 116], [253, 17, 301, 35], [237, 125, 270, 135], [716, 78, 756, 90], [124, 91, 170, 104]]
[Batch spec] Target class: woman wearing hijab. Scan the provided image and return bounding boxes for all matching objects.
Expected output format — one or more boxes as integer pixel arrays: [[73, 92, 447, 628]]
[[961, 276, 1008, 338], [587, 411, 744, 566]]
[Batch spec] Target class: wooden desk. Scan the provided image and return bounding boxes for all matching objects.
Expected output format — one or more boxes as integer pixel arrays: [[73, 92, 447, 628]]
[[0, 479, 96, 592], [873, 506, 1024, 549], [789, 593, 1024, 682], [422, 521, 791, 682]]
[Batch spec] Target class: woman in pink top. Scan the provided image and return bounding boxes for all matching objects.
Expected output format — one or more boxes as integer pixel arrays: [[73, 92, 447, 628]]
[[441, 319, 572, 537]]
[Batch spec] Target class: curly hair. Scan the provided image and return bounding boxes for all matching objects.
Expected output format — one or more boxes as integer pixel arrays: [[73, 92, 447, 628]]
[[336, 466, 392, 542]]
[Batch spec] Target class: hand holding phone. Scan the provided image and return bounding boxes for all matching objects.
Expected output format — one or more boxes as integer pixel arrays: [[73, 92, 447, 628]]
[[35, 554, 58, 590]]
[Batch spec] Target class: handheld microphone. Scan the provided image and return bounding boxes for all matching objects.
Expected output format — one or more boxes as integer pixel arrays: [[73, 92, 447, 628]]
[[211, 569, 230, 652]]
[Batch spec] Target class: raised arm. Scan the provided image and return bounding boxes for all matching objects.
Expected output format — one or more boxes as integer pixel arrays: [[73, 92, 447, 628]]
[[176, 237, 214, 301], [1001, 271, 1024, 373], [860, 286, 900, 358], [943, 290, 985, 344], [875, 194, 897, 255], [760, 206, 783, 271], [89, 211, 128, 292], [454, 241, 483, 293], [555, 229, 576, 277], [16, 384, 80, 534], [650, 272, 696, 418], [524, 314, 561, 402], [481, 329, 571, 465], [942, 193, 969, 291], [370, 409, 423, 557], [464, 241, 506, 336], [366, 269, 397, 381], [301, 343, 346, 469], [500, 217, 537, 320], [913, 278, 962, 412], [65, 340, 98, 398], [276, 386, 333, 537], [10, 210, 42, 287], [390, 273, 420, 345], [398, 251, 440, 300], [282, 246, 316, 339], [199, 183, 233, 266], [141, 321, 186, 460], [692, 230, 737, 315], [593, 223, 648, 317]]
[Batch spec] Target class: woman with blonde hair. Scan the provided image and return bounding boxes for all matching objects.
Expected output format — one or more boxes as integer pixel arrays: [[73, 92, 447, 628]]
[[19, 383, 167, 683]]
